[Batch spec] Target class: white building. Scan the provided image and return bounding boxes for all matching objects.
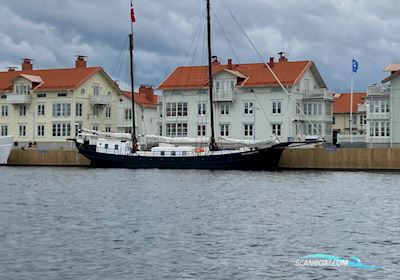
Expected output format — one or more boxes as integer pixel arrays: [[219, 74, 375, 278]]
[[362, 64, 400, 147], [0, 57, 124, 149], [158, 53, 333, 143], [116, 85, 159, 138]]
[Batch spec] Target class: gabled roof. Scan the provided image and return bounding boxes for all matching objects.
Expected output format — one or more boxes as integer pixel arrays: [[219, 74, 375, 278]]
[[333, 92, 366, 113], [124, 91, 158, 108], [158, 60, 324, 90], [0, 67, 102, 92]]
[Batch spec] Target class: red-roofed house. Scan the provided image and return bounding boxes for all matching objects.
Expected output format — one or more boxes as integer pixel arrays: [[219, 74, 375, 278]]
[[158, 53, 333, 142], [116, 85, 159, 136], [332, 92, 367, 137], [0, 57, 124, 148]]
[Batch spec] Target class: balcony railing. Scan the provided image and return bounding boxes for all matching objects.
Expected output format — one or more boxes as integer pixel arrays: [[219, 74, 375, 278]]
[[367, 85, 390, 96], [337, 134, 367, 143], [214, 90, 235, 102], [90, 95, 112, 105], [6, 93, 32, 104], [303, 89, 333, 100]]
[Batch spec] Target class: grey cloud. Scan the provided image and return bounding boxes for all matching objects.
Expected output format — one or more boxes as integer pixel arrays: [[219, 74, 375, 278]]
[[0, 0, 399, 92]]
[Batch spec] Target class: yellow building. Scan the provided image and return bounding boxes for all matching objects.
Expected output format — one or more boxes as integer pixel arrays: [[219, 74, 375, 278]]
[[0, 57, 123, 149]]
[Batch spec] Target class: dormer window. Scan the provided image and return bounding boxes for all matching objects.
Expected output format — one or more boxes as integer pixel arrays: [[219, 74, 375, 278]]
[[16, 84, 31, 95]]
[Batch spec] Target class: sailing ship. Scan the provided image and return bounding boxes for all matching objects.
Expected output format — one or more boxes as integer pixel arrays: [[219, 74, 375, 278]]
[[75, 0, 292, 170]]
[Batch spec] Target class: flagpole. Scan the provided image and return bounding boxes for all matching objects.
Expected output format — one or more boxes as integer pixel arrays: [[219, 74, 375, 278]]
[[350, 70, 354, 143]]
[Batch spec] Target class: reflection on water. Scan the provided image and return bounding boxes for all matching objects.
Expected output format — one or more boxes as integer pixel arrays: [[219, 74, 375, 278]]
[[0, 167, 399, 279]]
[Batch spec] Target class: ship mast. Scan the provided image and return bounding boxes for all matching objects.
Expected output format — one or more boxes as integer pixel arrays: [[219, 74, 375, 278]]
[[129, 1, 138, 152], [207, 0, 217, 151]]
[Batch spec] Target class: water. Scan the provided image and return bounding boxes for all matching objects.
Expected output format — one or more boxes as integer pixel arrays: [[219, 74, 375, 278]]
[[0, 167, 399, 279]]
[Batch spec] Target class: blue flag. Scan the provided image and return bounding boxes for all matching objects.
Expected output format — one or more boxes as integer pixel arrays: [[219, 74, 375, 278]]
[[352, 59, 359, 73]]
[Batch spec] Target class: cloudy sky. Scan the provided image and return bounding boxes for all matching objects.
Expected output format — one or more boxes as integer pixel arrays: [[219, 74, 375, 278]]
[[0, 0, 399, 92]]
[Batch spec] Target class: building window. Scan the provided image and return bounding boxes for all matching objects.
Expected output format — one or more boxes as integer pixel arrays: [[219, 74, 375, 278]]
[[125, 109, 132, 120], [352, 115, 357, 125], [93, 106, 99, 118], [58, 93, 67, 97], [272, 123, 281, 136], [37, 125, 45, 137], [105, 107, 111, 118], [19, 105, 27, 116], [37, 93, 46, 98], [198, 103, 206, 116], [360, 115, 366, 125], [370, 121, 390, 137], [244, 124, 254, 137], [197, 125, 206, 136], [16, 84, 31, 94], [93, 84, 100, 96], [159, 125, 162, 136], [75, 123, 82, 137], [52, 123, 71, 137], [220, 124, 229, 136], [1, 105, 8, 117], [272, 101, 282, 114], [332, 116, 336, 125], [76, 103, 83, 117], [177, 102, 188, 116], [81, 89, 85, 95], [1, 125, 8, 136], [244, 102, 254, 115], [177, 123, 188, 137], [105, 126, 111, 133], [220, 103, 229, 115], [166, 102, 187, 117], [306, 124, 322, 135], [166, 103, 176, 117], [296, 102, 301, 114], [125, 128, 132, 134], [19, 125, 26, 137], [166, 123, 187, 137], [303, 103, 322, 116], [52, 103, 71, 117], [92, 125, 99, 131], [37, 104, 45, 116]]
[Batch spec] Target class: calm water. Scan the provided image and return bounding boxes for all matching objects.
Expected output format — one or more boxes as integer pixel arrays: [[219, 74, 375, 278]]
[[0, 167, 399, 279]]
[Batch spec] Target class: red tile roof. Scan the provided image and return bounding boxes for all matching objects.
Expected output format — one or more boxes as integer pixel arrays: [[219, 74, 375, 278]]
[[0, 67, 102, 92], [333, 93, 366, 113], [124, 86, 158, 108], [158, 60, 313, 90]]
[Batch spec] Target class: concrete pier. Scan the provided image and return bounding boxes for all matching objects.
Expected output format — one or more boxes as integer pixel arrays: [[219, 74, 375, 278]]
[[6, 148, 400, 170]]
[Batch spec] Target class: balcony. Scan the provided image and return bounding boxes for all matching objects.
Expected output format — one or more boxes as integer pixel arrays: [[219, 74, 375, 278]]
[[367, 85, 390, 96], [6, 93, 32, 104], [90, 95, 112, 105], [337, 134, 367, 144], [303, 89, 333, 100], [214, 90, 235, 102]]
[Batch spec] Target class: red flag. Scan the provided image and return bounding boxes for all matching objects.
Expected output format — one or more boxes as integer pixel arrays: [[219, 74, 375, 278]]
[[130, 4, 136, 23]]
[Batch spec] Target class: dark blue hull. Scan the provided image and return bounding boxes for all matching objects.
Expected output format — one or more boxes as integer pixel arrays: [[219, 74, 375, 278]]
[[76, 143, 289, 171]]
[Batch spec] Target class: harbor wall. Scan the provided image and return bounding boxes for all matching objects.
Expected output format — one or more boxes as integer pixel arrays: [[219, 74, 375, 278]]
[[8, 150, 90, 166], [280, 148, 400, 170], [7, 148, 400, 170]]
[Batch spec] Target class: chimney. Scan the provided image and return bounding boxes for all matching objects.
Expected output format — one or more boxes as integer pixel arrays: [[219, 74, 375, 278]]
[[278, 51, 288, 62], [139, 85, 154, 102], [211, 56, 220, 65], [21, 58, 33, 71], [268, 57, 275, 68], [227, 58, 233, 70], [75, 55, 87, 68], [7, 67, 17, 72]]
